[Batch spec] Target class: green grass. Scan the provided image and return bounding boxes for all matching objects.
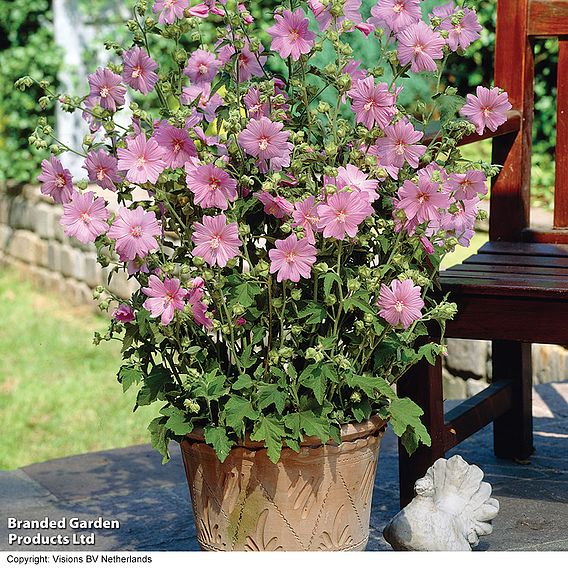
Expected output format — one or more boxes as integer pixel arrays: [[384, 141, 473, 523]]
[[0, 270, 159, 470]]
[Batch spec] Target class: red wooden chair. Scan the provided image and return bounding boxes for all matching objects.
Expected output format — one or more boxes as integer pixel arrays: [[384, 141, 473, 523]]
[[398, 0, 568, 507]]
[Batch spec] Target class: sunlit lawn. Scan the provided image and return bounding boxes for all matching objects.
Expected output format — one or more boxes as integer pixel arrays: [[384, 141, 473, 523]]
[[0, 270, 159, 470]]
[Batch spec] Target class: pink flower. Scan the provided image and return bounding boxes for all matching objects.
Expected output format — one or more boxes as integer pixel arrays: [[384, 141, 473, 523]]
[[181, 83, 224, 122], [372, 120, 427, 169], [184, 49, 221, 85], [185, 277, 213, 329], [309, 0, 362, 31], [442, 196, 479, 235], [191, 214, 242, 267], [243, 87, 270, 119], [238, 117, 291, 161], [142, 275, 187, 326], [268, 234, 317, 283], [378, 279, 424, 328], [88, 68, 126, 112], [83, 149, 121, 191], [292, 196, 320, 244], [188, 3, 209, 18], [336, 164, 379, 202], [117, 133, 166, 184], [431, 1, 455, 19], [153, 0, 189, 24], [37, 156, 75, 204], [186, 163, 238, 210], [460, 86, 512, 136], [82, 96, 103, 133], [257, 192, 294, 219], [219, 40, 267, 82], [113, 304, 135, 323], [420, 236, 435, 255], [60, 191, 109, 244], [122, 47, 159, 95], [318, 191, 373, 240], [443, 170, 487, 201], [107, 206, 161, 262], [368, 141, 401, 179], [152, 121, 197, 169], [236, 42, 267, 81], [348, 77, 398, 130], [395, 176, 450, 225], [370, 0, 421, 33], [397, 21, 446, 73], [267, 9, 315, 61], [356, 21, 375, 36], [437, 7, 482, 52]]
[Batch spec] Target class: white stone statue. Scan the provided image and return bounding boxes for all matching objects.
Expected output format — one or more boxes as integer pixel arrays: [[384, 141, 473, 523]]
[[383, 455, 499, 551]]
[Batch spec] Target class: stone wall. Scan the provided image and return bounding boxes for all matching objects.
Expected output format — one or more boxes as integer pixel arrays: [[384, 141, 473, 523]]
[[0, 185, 136, 307], [444, 338, 568, 397]]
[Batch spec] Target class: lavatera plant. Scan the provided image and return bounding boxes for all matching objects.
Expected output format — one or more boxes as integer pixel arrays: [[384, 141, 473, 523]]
[[21, 0, 510, 465]]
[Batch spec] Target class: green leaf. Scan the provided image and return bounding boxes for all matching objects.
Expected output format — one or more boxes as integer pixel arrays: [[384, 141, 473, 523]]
[[160, 407, 193, 436], [297, 302, 326, 324], [250, 416, 286, 464], [136, 365, 171, 406], [118, 364, 143, 393], [389, 397, 431, 455], [344, 297, 374, 315], [346, 374, 396, 399], [148, 416, 170, 463], [352, 399, 372, 423], [436, 93, 466, 122], [136, 309, 151, 338], [204, 372, 229, 401], [418, 343, 445, 366], [232, 373, 253, 391], [299, 410, 331, 445], [239, 345, 257, 369], [204, 425, 232, 463], [299, 364, 329, 405], [323, 272, 342, 297], [223, 396, 259, 437], [231, 282, 261, 308], [256, 383, 287, 414]]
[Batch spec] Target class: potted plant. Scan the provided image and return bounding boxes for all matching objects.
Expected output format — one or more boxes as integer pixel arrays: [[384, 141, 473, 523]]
[[21, 0, 509, 552]]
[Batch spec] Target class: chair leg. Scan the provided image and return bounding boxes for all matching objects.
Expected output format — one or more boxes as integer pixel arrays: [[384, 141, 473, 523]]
[[492, 340, 534, 460], [397, 352, 446, 508]]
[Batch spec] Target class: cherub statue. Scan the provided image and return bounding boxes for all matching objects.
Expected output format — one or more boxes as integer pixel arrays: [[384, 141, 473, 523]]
[[383, 455, 500, 551]]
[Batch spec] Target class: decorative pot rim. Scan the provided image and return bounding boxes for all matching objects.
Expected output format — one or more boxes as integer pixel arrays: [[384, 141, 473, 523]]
[[183, 414, 387, 450]]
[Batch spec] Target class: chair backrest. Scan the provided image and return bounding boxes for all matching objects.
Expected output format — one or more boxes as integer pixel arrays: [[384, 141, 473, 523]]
[[490, 0, 568, 243]]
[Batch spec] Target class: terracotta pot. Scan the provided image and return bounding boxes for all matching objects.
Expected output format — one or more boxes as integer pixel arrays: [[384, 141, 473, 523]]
[[180, 415, 387, 551]]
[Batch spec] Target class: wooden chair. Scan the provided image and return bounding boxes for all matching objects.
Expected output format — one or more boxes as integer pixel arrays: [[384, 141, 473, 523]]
[[397, 0, 568, 507]]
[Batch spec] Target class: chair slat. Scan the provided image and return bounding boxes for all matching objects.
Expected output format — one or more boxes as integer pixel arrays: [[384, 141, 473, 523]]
[[478, 241, 568, 256], [445, 264, 568, 277], [463, 253, 568, 268], [555, 38, 568, 228]]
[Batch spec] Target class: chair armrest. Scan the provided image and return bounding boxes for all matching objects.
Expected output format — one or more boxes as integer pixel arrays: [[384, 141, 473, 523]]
[[423, 110, 523, 146]]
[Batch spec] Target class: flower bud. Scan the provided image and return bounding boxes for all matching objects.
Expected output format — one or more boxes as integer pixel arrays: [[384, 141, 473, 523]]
[[184, 399, 201, 414], [324, 294, 337, 306]]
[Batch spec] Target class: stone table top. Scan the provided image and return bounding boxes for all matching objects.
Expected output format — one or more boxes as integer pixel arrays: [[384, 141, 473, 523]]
[[1, 382, 568, 552]]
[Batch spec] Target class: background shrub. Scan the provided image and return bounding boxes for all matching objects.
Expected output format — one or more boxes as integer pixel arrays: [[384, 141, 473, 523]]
[[0, 0, 61, 187]]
